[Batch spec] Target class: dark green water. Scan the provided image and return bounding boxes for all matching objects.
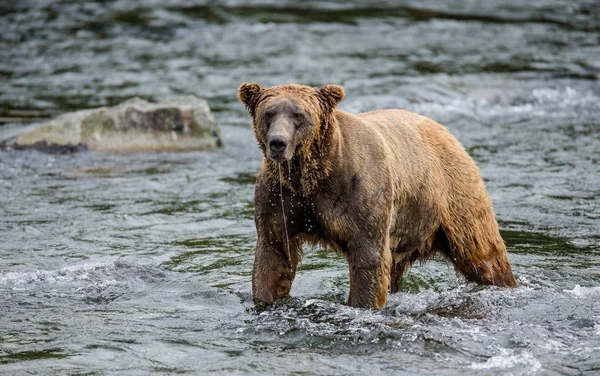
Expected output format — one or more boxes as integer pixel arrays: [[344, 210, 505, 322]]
[[1, 1, 599, 374]]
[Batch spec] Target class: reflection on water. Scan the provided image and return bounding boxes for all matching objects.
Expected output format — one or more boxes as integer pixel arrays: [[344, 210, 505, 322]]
[[1, 0, 599, 374]]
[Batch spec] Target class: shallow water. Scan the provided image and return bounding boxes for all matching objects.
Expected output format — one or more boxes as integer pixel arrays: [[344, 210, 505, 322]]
[[1, 1, 599, 374]]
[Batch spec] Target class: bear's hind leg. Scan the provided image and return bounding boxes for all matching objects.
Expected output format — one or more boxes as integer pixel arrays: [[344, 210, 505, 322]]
[[451, 255, 518, 287], [389, 251, 420, 293], [439, 227, 518, 288]]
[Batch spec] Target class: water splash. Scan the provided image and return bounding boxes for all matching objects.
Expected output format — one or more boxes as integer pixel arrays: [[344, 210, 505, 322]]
[[470, 349, 542, 372], [279, 164, 292, 272]]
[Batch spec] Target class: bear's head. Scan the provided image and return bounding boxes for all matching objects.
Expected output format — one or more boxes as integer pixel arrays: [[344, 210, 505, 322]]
[[238, 83, 345, 163]]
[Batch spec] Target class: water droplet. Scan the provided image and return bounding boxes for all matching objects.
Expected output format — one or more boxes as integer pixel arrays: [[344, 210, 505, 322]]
[[279, 164, 292, 273]]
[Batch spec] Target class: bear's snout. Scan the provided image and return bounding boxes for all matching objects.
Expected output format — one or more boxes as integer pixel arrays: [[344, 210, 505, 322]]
[[268, 136, 288, 160]]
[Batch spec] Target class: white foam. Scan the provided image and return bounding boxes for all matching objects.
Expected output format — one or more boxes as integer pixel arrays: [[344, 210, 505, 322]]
[[481, 86, 599, 120], [391, 288, 448, 315], [563, 285, 600, 297], [470, 349, 542, 372], [0, 262, 114, 286], [532, 87, 598, 107], [76, 279, 121, 292]]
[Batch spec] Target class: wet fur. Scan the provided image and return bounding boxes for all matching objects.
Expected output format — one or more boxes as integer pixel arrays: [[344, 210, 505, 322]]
[[239, 83, 518, 309]]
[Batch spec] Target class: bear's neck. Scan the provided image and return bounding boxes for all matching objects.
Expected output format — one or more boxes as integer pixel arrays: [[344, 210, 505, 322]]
[[267, 111, 340, 197]]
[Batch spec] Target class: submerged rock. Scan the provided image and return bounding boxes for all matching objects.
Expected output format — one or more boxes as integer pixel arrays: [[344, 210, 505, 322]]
[[3, 96, 221, 152]]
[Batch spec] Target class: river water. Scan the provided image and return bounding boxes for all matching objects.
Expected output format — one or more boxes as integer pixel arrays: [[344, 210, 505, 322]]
[[1, 1, 599, 374]]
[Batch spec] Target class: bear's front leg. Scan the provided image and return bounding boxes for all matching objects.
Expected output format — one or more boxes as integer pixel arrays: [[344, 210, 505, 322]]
[[252, 177, 303, 305], [252, 235, 300, 304], [346, 238, 392, 309]]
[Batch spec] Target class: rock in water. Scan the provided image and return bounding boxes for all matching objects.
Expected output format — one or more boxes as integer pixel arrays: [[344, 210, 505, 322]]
[[6, 96, 221, 151]]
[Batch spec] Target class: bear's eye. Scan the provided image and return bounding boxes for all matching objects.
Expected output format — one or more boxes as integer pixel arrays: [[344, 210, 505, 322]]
[[264, 109, 275, 118], [292, 112, 304, 121]]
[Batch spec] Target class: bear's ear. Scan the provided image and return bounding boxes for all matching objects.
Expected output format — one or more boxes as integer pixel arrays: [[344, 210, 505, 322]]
[[238, 82, 263, 116], [318, 84, 345, 110]]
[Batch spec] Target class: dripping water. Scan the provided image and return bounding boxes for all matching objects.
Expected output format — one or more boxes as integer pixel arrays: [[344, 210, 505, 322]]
[[279, 164, 292, 272]]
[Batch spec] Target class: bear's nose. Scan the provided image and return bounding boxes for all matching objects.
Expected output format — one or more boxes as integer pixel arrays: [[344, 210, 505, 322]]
[[268, 136, 287, 154]]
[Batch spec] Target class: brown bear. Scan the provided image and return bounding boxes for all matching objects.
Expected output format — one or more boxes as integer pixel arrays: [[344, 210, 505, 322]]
[[238, 83, 517, 309]]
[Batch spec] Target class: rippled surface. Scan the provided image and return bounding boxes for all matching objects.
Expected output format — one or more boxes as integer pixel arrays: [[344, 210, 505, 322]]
[[1, 1, 599, 374]]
